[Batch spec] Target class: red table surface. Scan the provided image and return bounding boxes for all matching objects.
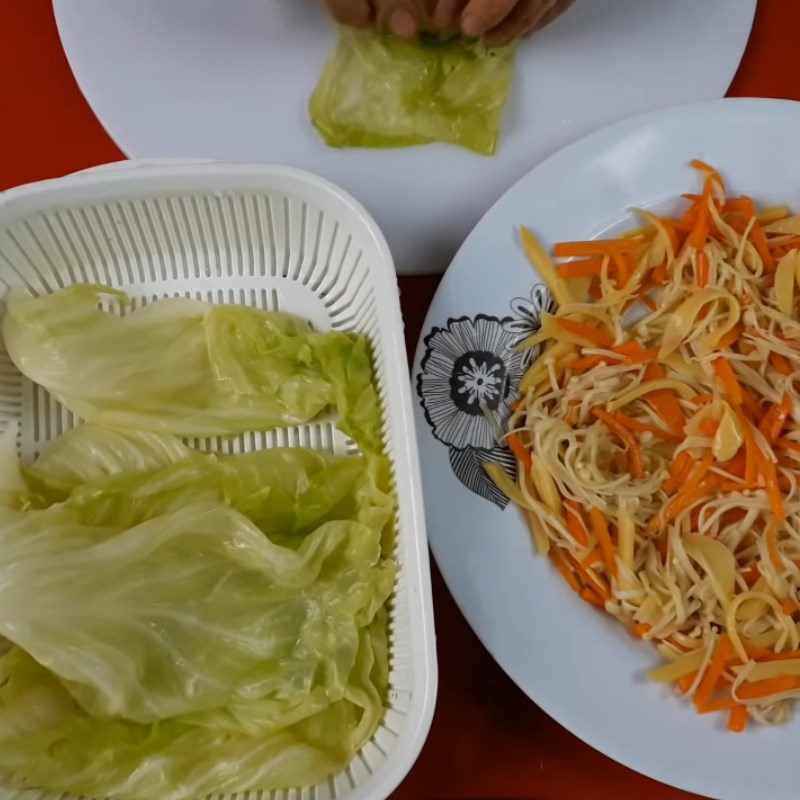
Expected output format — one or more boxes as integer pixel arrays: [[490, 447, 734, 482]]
[[2, 2, 797, 798]]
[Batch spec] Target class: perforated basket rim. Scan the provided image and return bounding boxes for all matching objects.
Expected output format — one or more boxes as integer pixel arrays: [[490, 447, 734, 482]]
[[0, 159, 438, 800]]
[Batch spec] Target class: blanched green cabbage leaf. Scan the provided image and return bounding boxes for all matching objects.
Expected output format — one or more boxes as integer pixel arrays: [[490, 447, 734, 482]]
[[0, 618, 386, 799], [310, 28, 515, 155], [0, 437, 395, 798], [3, 286, 382, 451]]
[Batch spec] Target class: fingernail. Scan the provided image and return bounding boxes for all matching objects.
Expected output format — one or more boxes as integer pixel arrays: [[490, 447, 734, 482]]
[[460, 13, 484, 37], [389, 7, 417, 38]]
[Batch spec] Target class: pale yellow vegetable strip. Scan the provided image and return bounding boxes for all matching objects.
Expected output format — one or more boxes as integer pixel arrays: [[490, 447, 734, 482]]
[[520, 227, 573, 306], [757, 205, 791, 225], [765, 214, 800, 234], [775, 250, 798, 318], [648, 647, 706, 683], [735, 658, 800, 682]]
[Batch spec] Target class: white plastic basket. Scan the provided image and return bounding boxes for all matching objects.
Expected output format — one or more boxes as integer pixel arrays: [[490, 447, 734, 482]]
[[0, 161, 437, 800]]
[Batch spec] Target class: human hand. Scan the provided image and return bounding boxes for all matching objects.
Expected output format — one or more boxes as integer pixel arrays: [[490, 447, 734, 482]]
[[433, 0, 576, 45], [320, 0, 434, 39]]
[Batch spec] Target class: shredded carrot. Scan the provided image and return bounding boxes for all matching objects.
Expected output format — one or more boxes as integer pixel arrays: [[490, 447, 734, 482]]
[[557, 258, 605, 278], [550, 548, 581, 594], [678, 671, 698, 694], [589, 507, 617, 579], [696, 251, 709, 287], [714, 358, 744, 406], [737, 676, 800, 700], [580, 546, 603, 569], [656, 453, 714, 530], [651, 264, 669, 284], [777, 437, 800, 454], [690, 159, 726, 192], [769, 351, 793, 375], [642, 363, 685, 434], [761, 452, 786, 523], [557, 318, 614, 348], [614, 411, 682, 443], [693, 635, 733, 710], [580, 587, 606, 608], [610, 342, 660, 364], [591, 406, 643, 478], [634, 623, 652, 639], [727, 705, 749, 733], [781, 597, 797, 617], [570, 354, 608, 373], [663, 450, 693, 494], [566, 552, 611, 601], [717, 324, 743, 350], [553, 240, 638, 259], [759, 395, 792, 444], [766, 521, 785, 570], [563, 499, 588, 547], [507, 433, 532, 470]]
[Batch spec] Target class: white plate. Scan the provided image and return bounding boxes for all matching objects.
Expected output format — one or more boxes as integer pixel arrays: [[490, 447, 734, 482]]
[[412, 98, 800, 800], [52, 0, 755, 275]]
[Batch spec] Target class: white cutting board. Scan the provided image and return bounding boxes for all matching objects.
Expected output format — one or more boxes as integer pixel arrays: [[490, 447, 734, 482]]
[[53, 0, 755, 274]]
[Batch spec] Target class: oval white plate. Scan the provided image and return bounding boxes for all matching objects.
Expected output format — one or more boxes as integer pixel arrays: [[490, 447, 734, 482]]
[[52, 0, 754, 275], [412, 98, 800, 800]]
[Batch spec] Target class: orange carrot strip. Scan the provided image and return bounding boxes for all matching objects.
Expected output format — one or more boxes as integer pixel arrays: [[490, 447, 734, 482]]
[[678, 671, 699, 694], [581, 546, 603, 569], [553, 240, 638, 259], [610, 342, 660, 364], [634, 623, 652, 638], [728, 705, 749, 733], [766, 521, 786, 570], [566, 551, 611, 599], [696, 251, 709, 287], [550, 548, 581, 594], [657, 456, 715, 530], [690, 159, 726, 192], [697, 696, 740, 714], [507, 433, 532, 470], [777, 437, 800, 454], [580, 587, 606, 608], [689, 179, 713, 250], [557, 318, 614, 348], [717, 324, 743, 350], [714, 358, 744, 406], [570, 354, 609, 373], [591, 406, 643, 478], [642, 362, 686, 434], [557, 258, 605, 278], [651, 264, 669, 284], [737, 676, 800, 699], [759, 397, 792, 444], [663, 450, 694, 494], [563, 499, 588, 547], [770, 351, 793, 375], [614, 411, 682, 443], [589, 507, 617, 579], [781, 598, 797, 617], [761, 453, 786, 524], [693, 635, 733, 710]]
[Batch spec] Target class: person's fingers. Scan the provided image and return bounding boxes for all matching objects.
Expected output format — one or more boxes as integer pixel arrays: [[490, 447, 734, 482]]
[[321, 0, 374, 27], [432, 0, 467, 30], [482, 0, 556, 45], [459, 0, 518, 38], [374, 0, 424, 37], [526, 0, 576, 34]]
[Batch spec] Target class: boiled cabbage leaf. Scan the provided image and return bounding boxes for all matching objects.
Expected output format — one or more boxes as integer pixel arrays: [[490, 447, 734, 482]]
[[310, 28, 515, 155], [0, 429, 395, 798], [2, 286, 382, 452]]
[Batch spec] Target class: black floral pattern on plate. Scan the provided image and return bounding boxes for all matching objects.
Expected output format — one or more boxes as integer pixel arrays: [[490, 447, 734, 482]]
[[416, 285, 551, 508]]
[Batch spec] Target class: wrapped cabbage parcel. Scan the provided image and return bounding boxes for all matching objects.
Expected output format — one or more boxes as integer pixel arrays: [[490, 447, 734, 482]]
[[0, 288, 396, 799], [310, 28, 515, 155]]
